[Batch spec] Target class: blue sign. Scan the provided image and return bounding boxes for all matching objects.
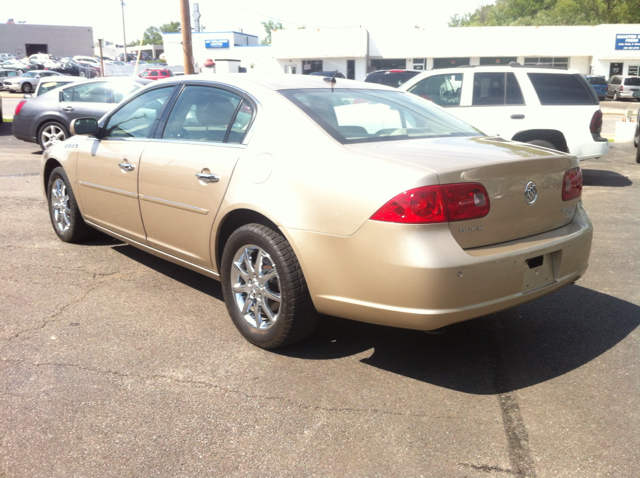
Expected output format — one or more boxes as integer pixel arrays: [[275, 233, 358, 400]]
[[615, 34, 640, 50], [205, 39, 230, 49]]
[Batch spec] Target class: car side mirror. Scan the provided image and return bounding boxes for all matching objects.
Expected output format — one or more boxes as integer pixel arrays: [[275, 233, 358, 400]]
[[70, 118, 99, 136]]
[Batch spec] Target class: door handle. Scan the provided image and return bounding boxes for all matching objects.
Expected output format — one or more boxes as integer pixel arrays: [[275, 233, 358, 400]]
[[510, 114, 525, 119], [196, 172, 220, 183], [63, 106, 74, 112], [119, 162, 135, 172]]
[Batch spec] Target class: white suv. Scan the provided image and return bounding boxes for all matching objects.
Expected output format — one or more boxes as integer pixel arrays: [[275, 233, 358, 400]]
[[399, 65, 608, 161]]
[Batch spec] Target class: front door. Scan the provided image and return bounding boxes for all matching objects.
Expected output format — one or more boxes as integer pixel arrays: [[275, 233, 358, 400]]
[[75, 86, 176, 242]]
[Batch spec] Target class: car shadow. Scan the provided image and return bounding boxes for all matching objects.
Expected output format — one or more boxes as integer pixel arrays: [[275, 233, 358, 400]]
[[582, 168, 632, 187], [102, 243, 639, 395], [279, 285, 639, 394]]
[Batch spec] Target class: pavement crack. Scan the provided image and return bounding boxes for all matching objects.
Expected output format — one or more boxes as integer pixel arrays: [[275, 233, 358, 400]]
[[458, 462, 515, 474], [0, 359, 455, 420], [489, 320, 538, 478]]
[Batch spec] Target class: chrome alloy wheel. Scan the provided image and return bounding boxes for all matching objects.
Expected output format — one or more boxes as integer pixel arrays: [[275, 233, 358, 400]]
[[50, 178, 71, 233], [41, 124, 66, 148], [230, 245, 281, 330]]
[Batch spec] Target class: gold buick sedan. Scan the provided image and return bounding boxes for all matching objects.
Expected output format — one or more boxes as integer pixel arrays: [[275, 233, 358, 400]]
[[41, 74, 592, 349]]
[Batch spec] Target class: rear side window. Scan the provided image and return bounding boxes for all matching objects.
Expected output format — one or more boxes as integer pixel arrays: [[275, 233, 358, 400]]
[[527, 73, 598, 105], [472, 72, 524, 106], [624, 77, 640, 86]]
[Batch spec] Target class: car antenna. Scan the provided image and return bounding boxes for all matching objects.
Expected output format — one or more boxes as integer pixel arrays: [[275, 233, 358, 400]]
[[323, 70, 338, 92]]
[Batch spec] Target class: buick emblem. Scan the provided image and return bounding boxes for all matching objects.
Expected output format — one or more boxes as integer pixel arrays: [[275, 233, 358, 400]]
[[524, 181, 538, 204]]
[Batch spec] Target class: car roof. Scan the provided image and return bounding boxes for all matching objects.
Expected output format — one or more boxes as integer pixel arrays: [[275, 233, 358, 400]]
[[150, 74, 395, 92]]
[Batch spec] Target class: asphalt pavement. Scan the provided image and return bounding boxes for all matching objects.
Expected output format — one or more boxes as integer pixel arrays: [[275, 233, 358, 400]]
[[0, 121, 638, 478]]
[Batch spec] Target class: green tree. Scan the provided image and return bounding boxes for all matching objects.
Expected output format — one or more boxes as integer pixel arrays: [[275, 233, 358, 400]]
[[159, 21, 181, 33], [448, 0, 640, 26], [260, 20, 283, 45], [142, 26, 163, 45]]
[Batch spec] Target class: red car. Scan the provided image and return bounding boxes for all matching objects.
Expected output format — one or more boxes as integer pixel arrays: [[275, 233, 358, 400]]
[[139, 68, 174, 80]]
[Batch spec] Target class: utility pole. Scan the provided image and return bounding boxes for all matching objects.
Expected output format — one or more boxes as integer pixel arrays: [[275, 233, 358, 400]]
[[180, 0, 194, 75], [121, 0, 128, 61]]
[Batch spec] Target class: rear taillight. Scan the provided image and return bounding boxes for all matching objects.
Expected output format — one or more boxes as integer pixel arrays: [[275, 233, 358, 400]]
[[371, 183, 490, 224], [620, 85, 624, 91], [14, 100, 27, 116], [590, 110, 603, 135], [562, 168, 582, 201]]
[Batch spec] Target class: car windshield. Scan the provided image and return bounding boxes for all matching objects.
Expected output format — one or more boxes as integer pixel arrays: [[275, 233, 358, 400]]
[[280, 88, 482, 144]]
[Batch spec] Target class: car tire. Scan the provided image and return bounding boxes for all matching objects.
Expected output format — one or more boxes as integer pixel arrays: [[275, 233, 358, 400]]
[[16, 69, 23, 75], [47, 167, 95, 243], [613, 91, 619, 101], [21, 82, 32, 93], [527, 139, 556, 150], [38, 121, 68, 150], [636, 145, 640, 164], [221, 223, 320, 349]]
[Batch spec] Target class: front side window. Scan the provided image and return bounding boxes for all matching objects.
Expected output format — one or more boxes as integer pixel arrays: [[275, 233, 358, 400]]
[[280, 88, 481, 144], [406, 73, 463, 107], [162, 86, 252, 144], [104, 87, 174, 139], [472, 72, 524, 106]]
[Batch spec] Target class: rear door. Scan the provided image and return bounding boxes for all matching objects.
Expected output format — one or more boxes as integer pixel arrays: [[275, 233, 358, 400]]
[[138, 85, 255, 269]]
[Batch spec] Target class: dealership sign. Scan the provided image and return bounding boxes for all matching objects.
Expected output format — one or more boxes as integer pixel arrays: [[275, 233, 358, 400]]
[[205, 39, 230, 49], [615, 34, 640, 50]]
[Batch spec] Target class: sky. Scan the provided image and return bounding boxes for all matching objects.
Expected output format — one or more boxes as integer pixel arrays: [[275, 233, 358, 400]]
[[1, 0, 485, 44]]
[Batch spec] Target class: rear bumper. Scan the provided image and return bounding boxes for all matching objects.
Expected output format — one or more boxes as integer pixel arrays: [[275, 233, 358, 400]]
[[285, 202, 592, 330]]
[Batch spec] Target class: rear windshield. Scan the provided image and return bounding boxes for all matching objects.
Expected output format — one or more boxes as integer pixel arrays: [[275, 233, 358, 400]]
[[279, 88, 482, 144], [624, 77, 640, 86], [528, 73, 598, 105], [586, 76, 607, 85]]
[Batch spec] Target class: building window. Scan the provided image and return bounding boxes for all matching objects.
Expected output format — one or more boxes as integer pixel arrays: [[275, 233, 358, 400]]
[[480, 57, 517, 66], [629, 65, 639, 76], [433, 58, 470, 69], [413, 58, 426, 71], [302, 60, 323, 75], [524, 57, 569, 69], [369, 59, 407, 71]]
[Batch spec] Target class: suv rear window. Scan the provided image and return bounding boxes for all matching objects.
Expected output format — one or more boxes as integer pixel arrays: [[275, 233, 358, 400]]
[[623, 77, 640, 86], [586, 77, 607, 85], [527, 73, 598, 105]]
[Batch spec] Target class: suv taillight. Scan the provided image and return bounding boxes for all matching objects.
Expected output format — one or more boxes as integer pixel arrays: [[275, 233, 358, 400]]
[[620, 85, 624, 91], [562, 168, 582, 201], [371, 183, 490, 224], [590, 110, 603, 135]]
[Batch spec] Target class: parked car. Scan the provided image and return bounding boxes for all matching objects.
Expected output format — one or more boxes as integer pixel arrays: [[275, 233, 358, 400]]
[[73, 56, 101, 67], [3, 70, 67, 93], [634, 90, 640, 163], [40, 75, 592, 349], [0, 59, 37, 74], [0, 68, 20, 89], [116, 53, 137, 63], [47, 59, 99, 78], [139, 68, 174, 80], [606, 75, 640, 101], [585, 75, 608, 101], [365, 69, 422, 88], [399, 65, 608, 161], [12, 77, 150, 149], [309, 71, 345, 78]]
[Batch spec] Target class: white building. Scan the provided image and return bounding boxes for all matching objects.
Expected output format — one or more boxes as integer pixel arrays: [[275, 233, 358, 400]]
[[162, 24, 640, 81]]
